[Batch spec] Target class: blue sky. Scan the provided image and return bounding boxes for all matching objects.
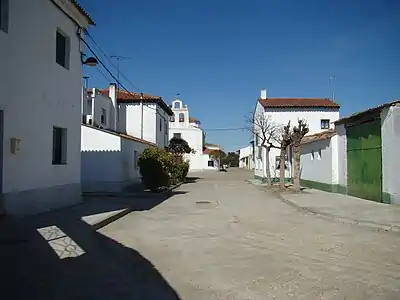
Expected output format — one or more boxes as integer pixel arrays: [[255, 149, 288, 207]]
[[80, 0, 400, 151]]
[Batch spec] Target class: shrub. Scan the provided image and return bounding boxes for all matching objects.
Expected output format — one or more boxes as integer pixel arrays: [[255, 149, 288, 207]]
[[170, 160, 189, 184], [138, 147, 172, 192]]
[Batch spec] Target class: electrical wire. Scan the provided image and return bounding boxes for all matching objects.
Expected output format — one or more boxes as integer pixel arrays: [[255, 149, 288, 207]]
[[84, 29, 142, 92]]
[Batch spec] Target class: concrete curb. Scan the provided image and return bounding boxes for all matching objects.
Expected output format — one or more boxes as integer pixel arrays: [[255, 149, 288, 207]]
[[274, 191, 400, 233], [84, 182, 184, 230], [82, 182, 184, 199]]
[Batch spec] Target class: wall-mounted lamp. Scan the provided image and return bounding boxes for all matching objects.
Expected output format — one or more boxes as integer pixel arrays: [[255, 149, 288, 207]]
[[81, 53, 98, 67]]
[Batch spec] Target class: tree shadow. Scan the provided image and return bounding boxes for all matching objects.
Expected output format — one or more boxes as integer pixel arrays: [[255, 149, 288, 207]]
[[0, 191, 184, 299], [184, 176, 202, 184]]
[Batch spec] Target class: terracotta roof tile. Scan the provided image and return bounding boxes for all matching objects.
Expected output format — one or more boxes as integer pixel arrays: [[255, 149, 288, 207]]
[[259, 98, 340, 109], [71, 0, 95, 25], [98, 89, 173, 116], [301, 129, 336, 145]]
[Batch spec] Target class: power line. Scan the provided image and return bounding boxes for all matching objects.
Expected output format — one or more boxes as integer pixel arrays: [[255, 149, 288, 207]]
[[84, 30, 142, 92]]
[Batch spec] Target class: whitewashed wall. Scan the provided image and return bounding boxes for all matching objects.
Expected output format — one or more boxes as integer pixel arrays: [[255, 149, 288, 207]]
[[86, 90, 114, 128], [381, 105, 400, 204], [81, 125, 150, 192], [124, 103, 156, 144], [335, 124, 347, 191], [300, 138, 334, 185], [0, 0, 89, 215]]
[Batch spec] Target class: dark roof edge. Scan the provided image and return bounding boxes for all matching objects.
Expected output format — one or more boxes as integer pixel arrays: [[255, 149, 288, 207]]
[[335, 100, 400, 125], [117, 98, 174, 116]]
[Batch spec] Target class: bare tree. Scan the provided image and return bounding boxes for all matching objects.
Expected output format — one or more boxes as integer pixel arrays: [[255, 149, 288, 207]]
[[291, 119, 309, 192], [278, 121, 292, 189], [245, 111, 280, 185]]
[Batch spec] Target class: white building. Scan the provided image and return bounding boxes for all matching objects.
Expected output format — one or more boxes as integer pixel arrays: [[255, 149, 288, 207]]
[[99, 88, 172, 148], [0, 0, 94, 215], [81, 84, 172, 192], [168, 97, 217, 170], [239, 145, 254, 169], [253, 88, 340, 182], [299, 100, 400, 205]]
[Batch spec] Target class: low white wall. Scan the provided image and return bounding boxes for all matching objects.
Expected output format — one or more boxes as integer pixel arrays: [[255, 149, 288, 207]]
[[185, 153, 217, 171], [81, 125, 149, 192], [300, 138, 333, 185], [381, 105, 400, 204]]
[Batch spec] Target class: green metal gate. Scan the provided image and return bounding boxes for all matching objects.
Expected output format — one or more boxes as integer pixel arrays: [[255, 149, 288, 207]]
[[347, 119, 382, 202]]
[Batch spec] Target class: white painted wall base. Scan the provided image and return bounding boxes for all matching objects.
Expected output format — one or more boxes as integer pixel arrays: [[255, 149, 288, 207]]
[[1, 183, 81, 216]]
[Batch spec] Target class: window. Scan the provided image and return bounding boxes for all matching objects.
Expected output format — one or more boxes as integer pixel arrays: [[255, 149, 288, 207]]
[[133, 150, 139, 169], [159, 118, 162, 131], [174, 102, 181, 109], [52, 127, 67, 165], [169, 115, 175, 122], [173, 133, 181, 139], [208, 160, 214, 167], [56, 29, 70, 68], [100, 108, 106, 125], [179, 113, 185, 122], [321, 119, 330, 129], [0, 0, 9, 33]]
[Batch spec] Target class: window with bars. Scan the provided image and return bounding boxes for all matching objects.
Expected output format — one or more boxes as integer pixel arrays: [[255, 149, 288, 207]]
[[321, 119, 330, 129]]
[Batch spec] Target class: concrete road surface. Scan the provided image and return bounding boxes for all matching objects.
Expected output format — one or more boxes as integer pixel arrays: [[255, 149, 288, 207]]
[[99, 168, 400, 300]]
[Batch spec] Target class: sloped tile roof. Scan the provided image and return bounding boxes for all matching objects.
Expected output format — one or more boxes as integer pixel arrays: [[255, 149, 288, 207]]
[[259, 98, 340, 109], [98, 89, 173, 116], [301, 129, 336, 145], [71, 0, 95, 25]]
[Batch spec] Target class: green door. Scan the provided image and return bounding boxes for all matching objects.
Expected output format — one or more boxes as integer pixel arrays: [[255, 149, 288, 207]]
[[347, 119, 382, 202]]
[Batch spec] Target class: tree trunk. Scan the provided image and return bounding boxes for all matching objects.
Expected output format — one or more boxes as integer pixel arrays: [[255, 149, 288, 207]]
[[265, 147, 272, 185], [279, 147, 286, 189], [293, 145, 301, 192]]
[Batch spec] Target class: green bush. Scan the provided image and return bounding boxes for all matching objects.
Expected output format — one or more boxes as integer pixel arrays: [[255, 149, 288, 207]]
[[138, 148, 190, 192], [138, 147, 172, 192], [170, 160, 189, 184]]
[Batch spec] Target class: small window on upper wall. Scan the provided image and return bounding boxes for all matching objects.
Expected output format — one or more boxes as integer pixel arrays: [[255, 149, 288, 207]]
[[174, 102, 181, 109], [159, 118, 162, 131], [0, 0, 9, 33], [179, 113, 185, 122], [173, 133, 181, 139], [56, 29, 70, 69], [169, 115, 175, 122], [321, 119, 330, 129]]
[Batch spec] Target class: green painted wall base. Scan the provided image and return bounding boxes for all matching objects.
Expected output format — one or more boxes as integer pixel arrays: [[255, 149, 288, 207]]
[[300, 179, 347, 194]]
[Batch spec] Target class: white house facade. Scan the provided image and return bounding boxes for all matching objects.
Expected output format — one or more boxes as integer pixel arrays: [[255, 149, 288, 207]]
[[99, 89, 173, 149], [299, 100, 399, 205], [239, 145, 254, 169], [168, 98, 218, 171], [253, 88, 340, 182], [0, 0, 94, 215], [81, 84, 171, 192]]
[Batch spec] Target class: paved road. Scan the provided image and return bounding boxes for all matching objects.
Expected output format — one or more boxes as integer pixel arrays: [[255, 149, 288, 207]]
[[100, 169, 400, 299]]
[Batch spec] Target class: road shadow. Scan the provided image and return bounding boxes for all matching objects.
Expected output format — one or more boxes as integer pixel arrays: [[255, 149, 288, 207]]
[[0, 191, 184, 299], [184, 176, 202, 184]]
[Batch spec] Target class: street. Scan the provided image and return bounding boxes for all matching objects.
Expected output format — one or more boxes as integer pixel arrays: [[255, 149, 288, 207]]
[[99, 168, 400, 299]]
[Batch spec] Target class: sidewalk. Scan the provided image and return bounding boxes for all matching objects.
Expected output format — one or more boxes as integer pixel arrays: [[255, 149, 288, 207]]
[[278, 188, 400, 233], [0, 189, 184, 299]]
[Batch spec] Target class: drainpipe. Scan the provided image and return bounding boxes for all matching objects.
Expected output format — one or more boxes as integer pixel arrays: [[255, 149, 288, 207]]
[[140, 93, 144, 139]]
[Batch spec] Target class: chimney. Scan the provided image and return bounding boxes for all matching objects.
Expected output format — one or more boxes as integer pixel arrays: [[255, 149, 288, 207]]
[[109, 83, 117, 131], [260, 88, 267, 100]]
